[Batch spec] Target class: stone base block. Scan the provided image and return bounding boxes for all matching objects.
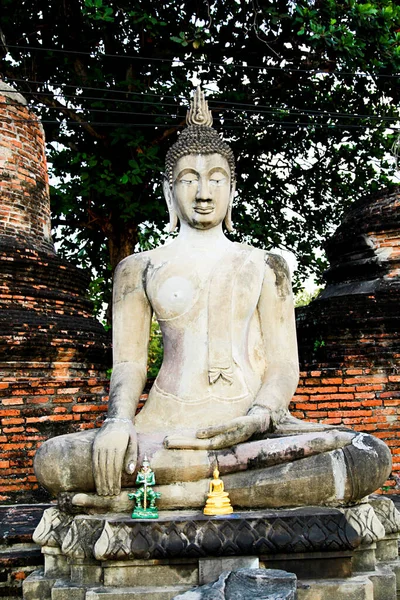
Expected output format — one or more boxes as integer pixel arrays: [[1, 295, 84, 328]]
[[261, 550, 352, 579], [52, 580, 87, 600], [298, 576, 374, 600], [70, 561, 103, 585], [85, 585, 192, 599], [381, 560, 400, 591], [375, 535, 399, 562], [22, 569, 56, 600], [103, 559, 198, 588], [364, 565, 397, 600]]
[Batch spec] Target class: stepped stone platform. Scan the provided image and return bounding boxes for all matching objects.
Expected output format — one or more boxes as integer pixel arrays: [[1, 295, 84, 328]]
[[20, 496, 400, 600]]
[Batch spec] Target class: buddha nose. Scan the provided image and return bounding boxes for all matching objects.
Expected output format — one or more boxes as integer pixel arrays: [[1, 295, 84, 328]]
[[196, 177, 211, 201]]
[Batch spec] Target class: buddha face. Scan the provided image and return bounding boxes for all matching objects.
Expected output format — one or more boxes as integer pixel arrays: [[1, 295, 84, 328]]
[[172, 154, 231, 230]]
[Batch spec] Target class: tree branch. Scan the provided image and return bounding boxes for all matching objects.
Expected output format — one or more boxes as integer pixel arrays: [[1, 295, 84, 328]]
[[33, 90, 106, 140]]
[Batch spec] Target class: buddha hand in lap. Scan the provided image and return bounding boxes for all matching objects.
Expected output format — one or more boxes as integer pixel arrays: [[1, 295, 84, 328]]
[[34, 88, 392, 511]]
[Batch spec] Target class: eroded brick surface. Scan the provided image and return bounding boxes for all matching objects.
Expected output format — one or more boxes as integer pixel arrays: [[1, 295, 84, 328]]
[[294, 188, 400, 494], [0, 83, 111, 505]]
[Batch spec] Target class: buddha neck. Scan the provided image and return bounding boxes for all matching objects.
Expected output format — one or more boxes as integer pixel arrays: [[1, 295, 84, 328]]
[[175, 221, 231, 251]]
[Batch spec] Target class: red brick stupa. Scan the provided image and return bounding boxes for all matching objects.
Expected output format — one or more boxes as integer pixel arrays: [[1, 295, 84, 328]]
[[293, 187, 400, 493], [0, 81, 111, 503]]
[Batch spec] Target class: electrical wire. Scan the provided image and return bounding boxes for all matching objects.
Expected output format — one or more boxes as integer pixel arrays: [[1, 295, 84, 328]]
[[5, 44, 400, 79], [1, 117, 397, 130], [2, 83, 399, 123]]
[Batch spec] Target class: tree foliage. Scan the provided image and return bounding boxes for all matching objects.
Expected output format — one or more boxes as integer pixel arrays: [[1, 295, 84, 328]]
[[2, 0, 400, 316]]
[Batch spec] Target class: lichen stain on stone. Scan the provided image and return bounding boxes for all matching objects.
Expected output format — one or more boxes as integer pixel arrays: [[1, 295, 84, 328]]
[[265, 253, 291, 298]]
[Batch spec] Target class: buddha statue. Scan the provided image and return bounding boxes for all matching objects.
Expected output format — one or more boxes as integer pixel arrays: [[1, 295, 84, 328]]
[[34, 87, 392, 512], [203, 468, 233, 516]]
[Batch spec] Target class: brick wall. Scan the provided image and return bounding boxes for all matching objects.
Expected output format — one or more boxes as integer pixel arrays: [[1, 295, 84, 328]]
[[0, 82, 52, 253], [0, 82, 111, 504], [293, 188, 400, 494]]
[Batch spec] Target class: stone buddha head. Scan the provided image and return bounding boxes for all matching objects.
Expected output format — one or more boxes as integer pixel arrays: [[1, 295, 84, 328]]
[[164, 87, 236, 233]]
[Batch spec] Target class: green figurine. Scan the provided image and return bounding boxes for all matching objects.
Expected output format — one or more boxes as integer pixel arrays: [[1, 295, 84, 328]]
[[128, 456, 161, 519]]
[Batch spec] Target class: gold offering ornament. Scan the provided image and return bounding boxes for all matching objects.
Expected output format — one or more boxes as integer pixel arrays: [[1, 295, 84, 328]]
[[203, 467, 233, 516]]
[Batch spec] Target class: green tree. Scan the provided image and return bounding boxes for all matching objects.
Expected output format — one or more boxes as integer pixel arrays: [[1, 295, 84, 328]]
[[2, 0, 400, 315]]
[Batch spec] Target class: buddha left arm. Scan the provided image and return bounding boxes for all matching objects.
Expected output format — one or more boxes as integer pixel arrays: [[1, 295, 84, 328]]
[[248, 253, 299, 427]]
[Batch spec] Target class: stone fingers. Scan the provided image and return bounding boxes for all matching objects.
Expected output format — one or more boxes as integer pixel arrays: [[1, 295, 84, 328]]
[[196, 417, 252, 439], [94, 447, 118, 496], [124, 428, 138, 476], [164, 434, 211, 449], [165, 424, 256, 451], [203, 425, 257, 450], [93, 445, 103, 495], [112, 449, 123, 496]]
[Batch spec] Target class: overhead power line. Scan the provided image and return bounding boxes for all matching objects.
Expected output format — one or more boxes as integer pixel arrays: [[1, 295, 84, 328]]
[[1, 117, 398, 131], [2, 81, 400, 123], [5, 44, 400, 79]]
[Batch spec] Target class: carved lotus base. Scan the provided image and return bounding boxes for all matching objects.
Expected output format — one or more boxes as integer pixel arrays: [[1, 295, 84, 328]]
[[23, 497, 400, 600]]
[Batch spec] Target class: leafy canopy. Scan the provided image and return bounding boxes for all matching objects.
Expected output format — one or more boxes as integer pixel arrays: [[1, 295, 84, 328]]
[[2, 0, 400, 316]]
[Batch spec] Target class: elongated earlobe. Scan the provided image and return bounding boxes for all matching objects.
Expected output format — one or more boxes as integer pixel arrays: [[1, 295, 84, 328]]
[[224, 181, 236, 233], [163, 177, 178, 233]]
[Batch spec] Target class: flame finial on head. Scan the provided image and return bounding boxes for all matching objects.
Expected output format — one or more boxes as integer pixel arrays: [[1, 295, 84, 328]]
[[186, 86, 213, 127]]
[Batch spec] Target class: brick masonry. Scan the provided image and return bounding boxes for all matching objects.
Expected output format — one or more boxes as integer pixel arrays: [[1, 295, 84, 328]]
[[0, 81, 111, 505], [293, 187, 400, 494]]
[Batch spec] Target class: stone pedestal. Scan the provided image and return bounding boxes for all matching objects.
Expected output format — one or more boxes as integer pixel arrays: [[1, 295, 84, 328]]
[[23, 496, 400, 599]]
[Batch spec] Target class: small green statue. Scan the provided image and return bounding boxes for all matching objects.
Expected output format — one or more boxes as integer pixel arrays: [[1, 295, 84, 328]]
[[128, 456, 161, 519]]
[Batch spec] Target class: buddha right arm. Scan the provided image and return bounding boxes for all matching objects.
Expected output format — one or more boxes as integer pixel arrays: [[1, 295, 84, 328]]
[[93, 255, 152, 496]]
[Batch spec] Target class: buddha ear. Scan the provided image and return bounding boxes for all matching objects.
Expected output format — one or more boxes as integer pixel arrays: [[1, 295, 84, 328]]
[[224, 179, 236, 233], [163, 175, 178, 234]]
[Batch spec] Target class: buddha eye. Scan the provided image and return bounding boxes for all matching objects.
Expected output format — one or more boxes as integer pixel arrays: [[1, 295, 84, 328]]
[[210, 176, 226, 186], [180, 177, 198, 185]]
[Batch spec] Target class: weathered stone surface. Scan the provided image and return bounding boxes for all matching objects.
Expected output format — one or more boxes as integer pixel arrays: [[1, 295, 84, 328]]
[[70, 561, 102, 585], [338, 503, 385, 546], [352, 545, 377, 573], [51, 579, 87, 600], [297, 576, 374, 600], [33, 507, 74, 548], [85, 585, 192, 599], [103, 561, 198, 587], [21, 503, 400, 600], [42, 546, 70, 578], [22, 569, 55, 600], [261, 550, 353, 580], [32, 508, 363, 563], [198, 556, 259, 585], [368, 495, 400, 536], [375, 535, 398, 562], [173, 568, 297, 600], [366, 564, 396, 600]]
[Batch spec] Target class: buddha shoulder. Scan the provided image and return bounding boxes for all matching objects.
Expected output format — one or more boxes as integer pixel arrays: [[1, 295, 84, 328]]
[[264, 252, 292, 298], [113, 250, 156, 298], [234, 244, 290, 280]]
